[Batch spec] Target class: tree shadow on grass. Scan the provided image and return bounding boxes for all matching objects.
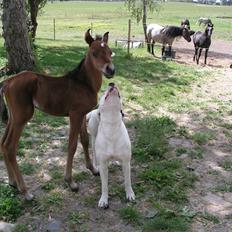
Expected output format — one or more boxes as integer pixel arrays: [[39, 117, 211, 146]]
[[37, 44, 174, 85]]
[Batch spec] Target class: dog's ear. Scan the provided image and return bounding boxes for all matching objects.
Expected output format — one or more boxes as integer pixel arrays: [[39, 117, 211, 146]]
[[85, 29, 94, 47]]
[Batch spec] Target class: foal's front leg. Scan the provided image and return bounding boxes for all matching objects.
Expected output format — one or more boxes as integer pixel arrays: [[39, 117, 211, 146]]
[[65, 113, 84, 191]]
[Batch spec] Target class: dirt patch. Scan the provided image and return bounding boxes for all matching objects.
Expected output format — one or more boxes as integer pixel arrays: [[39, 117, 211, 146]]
[[173, 38, 232, 68], [166, 67, 232, 231]]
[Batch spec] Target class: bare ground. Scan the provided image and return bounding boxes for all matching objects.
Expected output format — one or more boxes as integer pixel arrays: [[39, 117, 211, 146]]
[[167, 39, 232, 231], [1, 39, 232, 231]]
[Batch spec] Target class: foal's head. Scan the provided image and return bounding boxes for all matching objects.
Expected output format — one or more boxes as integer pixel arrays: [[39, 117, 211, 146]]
[[85, 29, 115, 79], [182, 26, 191, 42]]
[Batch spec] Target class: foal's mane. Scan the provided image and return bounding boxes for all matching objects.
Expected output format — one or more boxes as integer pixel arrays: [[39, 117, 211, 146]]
[[65, 58, 85, 80], [162, 26, 183, 38]]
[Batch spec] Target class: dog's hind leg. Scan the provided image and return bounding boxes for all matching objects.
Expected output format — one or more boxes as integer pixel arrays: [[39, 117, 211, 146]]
[[122, 161, 135, 202], [80, 117, 99, 175], [91, 136, 99, 173], [98, 160, 109, 208]]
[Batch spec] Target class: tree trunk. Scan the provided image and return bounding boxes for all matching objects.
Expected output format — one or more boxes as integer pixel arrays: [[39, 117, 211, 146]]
[[2, 0, 35, 74], [142, 0, 148, 43], [28, 0, 39, 40]]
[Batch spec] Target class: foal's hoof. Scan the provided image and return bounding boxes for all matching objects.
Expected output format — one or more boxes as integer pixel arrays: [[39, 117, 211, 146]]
[[69, 181, 79, 192], [25, 192, 34, 201], [88, 165, 99, 176]]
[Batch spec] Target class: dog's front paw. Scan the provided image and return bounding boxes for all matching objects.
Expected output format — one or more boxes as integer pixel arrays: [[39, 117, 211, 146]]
[[126, 189, 135, 202], [98, 196, 109, 209]]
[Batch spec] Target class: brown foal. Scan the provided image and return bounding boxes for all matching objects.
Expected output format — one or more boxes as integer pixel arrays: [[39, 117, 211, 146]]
[[0, 29, 115, 200]]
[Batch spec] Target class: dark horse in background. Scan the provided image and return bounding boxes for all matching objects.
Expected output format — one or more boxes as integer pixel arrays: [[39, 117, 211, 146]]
[[181, 18, 190, 30], [193, 23, 214, 65], [0, 29, 115, 200], [147, 24, 191, 57], [181, 18, 195, 36]]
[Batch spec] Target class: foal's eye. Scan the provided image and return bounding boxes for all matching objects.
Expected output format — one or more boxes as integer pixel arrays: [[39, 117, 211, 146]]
[[92, 51, 98, 58]]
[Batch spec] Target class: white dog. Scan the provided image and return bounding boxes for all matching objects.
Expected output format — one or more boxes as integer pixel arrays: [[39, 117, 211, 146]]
[[87, 83, 135, 208]]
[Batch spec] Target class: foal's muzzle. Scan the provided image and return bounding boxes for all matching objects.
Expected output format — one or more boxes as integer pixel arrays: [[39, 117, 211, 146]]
[[103, 63, 115, 79]]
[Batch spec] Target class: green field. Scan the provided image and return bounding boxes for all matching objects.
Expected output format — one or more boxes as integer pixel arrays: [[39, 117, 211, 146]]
[[34, 1, 232, 42], [0, 1, 231, 231]]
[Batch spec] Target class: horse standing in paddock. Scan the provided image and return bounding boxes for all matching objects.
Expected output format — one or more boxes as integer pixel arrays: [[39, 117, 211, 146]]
[[193, 23, 214, 65], [0, 29, 115, 200], [147, 24, 191, 57]]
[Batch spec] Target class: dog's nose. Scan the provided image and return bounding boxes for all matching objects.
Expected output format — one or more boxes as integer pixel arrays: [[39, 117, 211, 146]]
[[109, 82, 115, 87]]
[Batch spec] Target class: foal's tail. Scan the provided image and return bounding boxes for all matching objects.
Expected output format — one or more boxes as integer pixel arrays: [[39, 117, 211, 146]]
[[0, 82, 8, 123]]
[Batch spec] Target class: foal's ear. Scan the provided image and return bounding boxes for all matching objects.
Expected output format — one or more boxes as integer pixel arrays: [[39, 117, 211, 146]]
[[85, 29, 94, 46], [103, 32, 109, 44]]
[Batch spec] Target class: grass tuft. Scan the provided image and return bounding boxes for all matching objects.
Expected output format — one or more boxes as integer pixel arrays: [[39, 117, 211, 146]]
[[118, 206, 141, 224], [0, 184, 23, 222], [130, 116, 176, 161]]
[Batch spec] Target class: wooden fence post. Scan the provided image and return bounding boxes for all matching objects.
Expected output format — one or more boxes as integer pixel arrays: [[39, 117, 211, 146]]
[[127, 19, 131, 56], [53, 18, 56, 40]]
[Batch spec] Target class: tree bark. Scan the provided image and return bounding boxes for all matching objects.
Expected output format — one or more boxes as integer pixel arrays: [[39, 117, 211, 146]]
[[2, 0, 35, 73], [142, 0, 148, 43], [28, 0, 39, 40]]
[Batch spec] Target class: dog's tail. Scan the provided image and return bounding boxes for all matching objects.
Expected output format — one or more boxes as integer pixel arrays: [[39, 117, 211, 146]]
[[0, 82, 8, 123]]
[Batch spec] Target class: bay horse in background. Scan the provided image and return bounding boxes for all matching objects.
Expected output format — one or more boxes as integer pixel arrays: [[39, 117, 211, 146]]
[[193, 23, 214, 65], [0, 29, 115, 200], [147, 24, 191, 57]]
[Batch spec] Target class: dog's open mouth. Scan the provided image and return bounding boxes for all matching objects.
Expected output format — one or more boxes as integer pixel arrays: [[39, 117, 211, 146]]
[[104, 84, 120, 100]]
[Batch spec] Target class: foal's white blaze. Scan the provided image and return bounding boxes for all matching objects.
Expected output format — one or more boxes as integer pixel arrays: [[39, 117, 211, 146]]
[[101, 42, 105, 47]]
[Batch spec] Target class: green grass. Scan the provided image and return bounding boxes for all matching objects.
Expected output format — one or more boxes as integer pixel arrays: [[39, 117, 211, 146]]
[[192, 131, 215, 145], [67, 211, 88, 225], [33, 2, 232, 42], [0, 1, 229, 230], [219, 160, 232, 171], [12, 224, 29, 232], [129, 116, 176, 161], [119, 206, 141, 224], [20, 162, 36, 175], [0, 184, 23, 222]]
